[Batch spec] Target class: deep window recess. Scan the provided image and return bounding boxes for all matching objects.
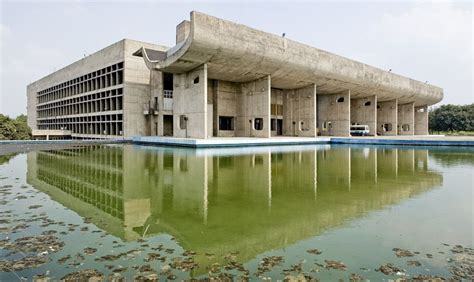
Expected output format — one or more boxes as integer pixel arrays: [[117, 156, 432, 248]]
[[364, 101, 371, 106], [254, 118, 263, 130], [163, 73, 173, 91], [402, 124, 410, 131], [382, 123, 393, 132], [219, 116, 234, 131], [337, 97, 345, 103], [193, 76, 199, 84]]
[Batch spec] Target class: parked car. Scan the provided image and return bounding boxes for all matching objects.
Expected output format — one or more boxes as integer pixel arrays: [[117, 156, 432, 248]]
[[350, 125, 370, 136]]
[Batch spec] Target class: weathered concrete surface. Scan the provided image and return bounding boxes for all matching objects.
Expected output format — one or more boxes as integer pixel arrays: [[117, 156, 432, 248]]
[[212, 80, 240, 137], [141, 11, 443, 106], [317, 91, 351, 136], [377, 99, 398, 136], [31, 129, 72, 139], [173, 64, 208, 139], [350, 96, 377, 136], [27, 39, 169, 139], [414, 105, 429, 135], [237, 76, 271, 138], [398, 102, 415, 135], [282, 84, 317, 137]]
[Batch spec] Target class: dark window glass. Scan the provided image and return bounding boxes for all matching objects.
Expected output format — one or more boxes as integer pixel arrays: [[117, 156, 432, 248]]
[[254, 118, 263, 130], [219, 116, 234, 131]]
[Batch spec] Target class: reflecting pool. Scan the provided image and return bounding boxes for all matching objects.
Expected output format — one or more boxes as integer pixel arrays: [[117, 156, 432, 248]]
[[0, 144, 472, 280]]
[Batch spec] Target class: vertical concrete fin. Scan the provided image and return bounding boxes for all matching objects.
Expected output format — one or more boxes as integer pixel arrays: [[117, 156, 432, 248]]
[[414, 105, 429, 135]]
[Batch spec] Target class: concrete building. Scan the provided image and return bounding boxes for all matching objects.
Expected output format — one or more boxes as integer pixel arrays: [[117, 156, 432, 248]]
[[27, 11, 443, 140]]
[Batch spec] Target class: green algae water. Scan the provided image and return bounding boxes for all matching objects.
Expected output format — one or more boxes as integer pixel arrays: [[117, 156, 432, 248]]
[[0, 144, 472, 280]]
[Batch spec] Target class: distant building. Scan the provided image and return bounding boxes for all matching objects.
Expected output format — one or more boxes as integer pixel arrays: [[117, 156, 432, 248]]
[[27, 11, 442, 140]]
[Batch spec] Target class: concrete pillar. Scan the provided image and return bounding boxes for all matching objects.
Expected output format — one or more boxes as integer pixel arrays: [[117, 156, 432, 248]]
[[376, 99, 398, 136], [316, 90, 350, 136], [150, 70, 163, 136], [283, 84, 317, 137], [236, 75, 271, 138], [414, 105, 429, 135], [350, 95, 377, 136], [173, 64, 208, 139], [397, 102, 415, 135]]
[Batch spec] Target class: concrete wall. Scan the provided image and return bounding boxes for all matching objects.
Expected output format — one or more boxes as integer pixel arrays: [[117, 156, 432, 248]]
[[350, 96, 377, 136], [282, 84, 317, 137], [414, 105, 428, 135], [397, 102, 415, 135], [376, 99, 398, 136], [317, 90, 350, 136], [236, 76, 271, 138], [213, 80, 240, 137], [173, 64, 208, 139], [123, 40, 166, 137]]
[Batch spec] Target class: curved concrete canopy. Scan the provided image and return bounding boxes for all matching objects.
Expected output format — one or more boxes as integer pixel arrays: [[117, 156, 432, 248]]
[[140, 11, 443, 106]]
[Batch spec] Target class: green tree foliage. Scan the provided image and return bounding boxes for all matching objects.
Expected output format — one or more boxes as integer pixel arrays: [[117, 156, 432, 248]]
[[0, 114, 32, 140], [429, 104, 474, 132]]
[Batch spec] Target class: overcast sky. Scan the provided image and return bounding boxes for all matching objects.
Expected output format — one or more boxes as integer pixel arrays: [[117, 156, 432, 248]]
[[0, 0, 472, 117]]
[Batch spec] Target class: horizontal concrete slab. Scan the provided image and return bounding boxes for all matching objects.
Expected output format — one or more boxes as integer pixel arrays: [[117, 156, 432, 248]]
[[331, 136, 474, 147], [130, 136, 331, 148], [1, 136, 473, 151], [130, 136, 474, 147]]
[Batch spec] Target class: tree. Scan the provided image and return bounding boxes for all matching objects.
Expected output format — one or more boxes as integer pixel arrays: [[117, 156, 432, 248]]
[[429, 104, 474, 132], [0, 114, 32, 140]]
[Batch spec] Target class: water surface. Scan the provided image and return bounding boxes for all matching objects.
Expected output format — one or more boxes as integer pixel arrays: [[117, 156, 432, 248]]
[[0, 144, 472, 280]]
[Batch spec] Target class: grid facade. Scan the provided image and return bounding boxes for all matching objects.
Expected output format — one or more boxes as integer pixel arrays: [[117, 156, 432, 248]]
[[36, 62, 125, 138], [36, 147, 124, 219]]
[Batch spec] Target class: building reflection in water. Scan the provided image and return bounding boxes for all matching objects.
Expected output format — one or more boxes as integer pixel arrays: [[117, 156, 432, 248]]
[[26, 144, 442, 270]]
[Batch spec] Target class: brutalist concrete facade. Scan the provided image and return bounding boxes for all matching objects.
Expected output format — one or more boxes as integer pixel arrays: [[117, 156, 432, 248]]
[[27, 11, 443, 139]]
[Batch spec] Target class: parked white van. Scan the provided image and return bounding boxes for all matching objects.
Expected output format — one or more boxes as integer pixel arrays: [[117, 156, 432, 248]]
[[350, 125, 370, 136]]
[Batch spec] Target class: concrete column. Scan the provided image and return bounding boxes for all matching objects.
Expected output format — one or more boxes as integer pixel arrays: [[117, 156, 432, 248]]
[[414, 105, 429, 135], [283, 84, 317, 137], [150, 70, 163, 136], [316, 90, 350, 136], [397, 102, 415, 135], [350, 95, 377, 136], [173, 64, 208, 139], [236, 75, 271, 138], [376, 99, 398, 136]]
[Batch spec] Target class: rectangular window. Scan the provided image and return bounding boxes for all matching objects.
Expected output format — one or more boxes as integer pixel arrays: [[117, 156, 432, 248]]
[[271, 118, 276, 131], [254, 118, 264, 130], [219, 116, 234, 131]]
